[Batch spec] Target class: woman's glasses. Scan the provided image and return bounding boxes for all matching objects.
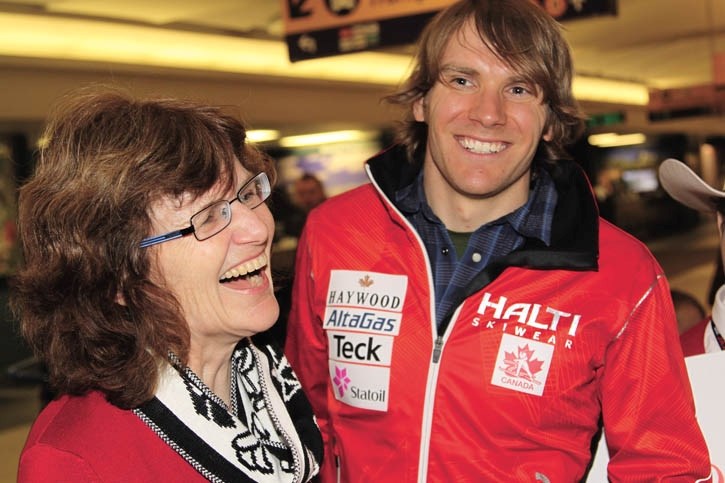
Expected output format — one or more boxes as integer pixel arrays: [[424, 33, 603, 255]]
[[139, 172, 271, 248]]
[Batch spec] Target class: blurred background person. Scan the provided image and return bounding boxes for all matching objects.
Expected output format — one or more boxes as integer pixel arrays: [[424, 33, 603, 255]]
[[292, 173, 327, 214], [660, 158, 725, 357], [708, 256, 724, 307], [267, 172, 329, 347], [11, 87, 322, 481], [270, 186, 307, 241]]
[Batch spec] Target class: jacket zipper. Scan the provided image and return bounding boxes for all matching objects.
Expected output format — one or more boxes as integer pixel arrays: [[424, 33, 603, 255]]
[[432, 335, 444, 363]]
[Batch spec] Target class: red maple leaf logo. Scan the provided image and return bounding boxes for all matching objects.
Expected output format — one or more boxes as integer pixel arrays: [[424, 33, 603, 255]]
[[500, 344, 545, 382]]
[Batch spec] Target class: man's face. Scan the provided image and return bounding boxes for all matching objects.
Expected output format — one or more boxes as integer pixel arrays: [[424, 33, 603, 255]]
[[413, 19, 551, 218], [295, 178, 326, 212]]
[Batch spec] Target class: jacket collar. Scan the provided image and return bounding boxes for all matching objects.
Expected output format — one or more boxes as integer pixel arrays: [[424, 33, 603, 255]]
[[365, 144, 599, 271]]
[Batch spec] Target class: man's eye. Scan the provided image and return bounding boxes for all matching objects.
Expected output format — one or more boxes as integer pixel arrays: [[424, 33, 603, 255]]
[[510, 85, 536, 97]]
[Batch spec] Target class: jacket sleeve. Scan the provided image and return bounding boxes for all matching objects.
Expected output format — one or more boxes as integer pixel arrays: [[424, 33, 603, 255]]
[[600, 273, 711, 481], [18, 445, 100, 482], [285, 223, 337, 482]]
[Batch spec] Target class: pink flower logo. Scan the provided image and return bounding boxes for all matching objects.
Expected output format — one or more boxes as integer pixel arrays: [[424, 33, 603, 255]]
[[333, 366, 351, 397]]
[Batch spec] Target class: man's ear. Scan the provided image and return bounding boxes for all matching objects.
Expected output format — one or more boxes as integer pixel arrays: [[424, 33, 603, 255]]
[[542, 108, 554, 142], [717, 211, 724, 237], [413, 96, 426, 122]]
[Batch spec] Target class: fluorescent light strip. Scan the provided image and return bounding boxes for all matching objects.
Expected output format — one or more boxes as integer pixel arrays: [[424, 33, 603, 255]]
[[0, 12, 649, 106], [588, 132, 647, 148], [247, 129, 280, 143], [279, 130, 378, 148], [573, 77, 649, 106], [0, 12, 410, 86]]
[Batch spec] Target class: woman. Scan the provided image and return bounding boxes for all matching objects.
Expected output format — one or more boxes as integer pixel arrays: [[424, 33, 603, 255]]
[[11, 87, 322, 482]]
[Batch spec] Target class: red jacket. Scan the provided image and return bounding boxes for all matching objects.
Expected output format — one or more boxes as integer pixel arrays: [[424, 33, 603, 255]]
[[18, 391, 205, 482], [285, 148, 710, 482]]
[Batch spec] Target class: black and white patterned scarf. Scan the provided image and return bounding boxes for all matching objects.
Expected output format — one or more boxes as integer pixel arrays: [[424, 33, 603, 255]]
[[134, 338, 322, 482]]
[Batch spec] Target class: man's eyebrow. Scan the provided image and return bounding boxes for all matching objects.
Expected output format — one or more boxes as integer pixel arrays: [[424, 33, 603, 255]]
[[440, 64, 478, 76], [439, 64, 531, 84]]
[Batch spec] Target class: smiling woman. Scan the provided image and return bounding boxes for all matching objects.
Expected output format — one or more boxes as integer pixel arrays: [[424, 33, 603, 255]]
[[10, 86, 322, 482]]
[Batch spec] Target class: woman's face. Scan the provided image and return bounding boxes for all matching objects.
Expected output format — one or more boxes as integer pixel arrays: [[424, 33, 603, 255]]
[[147, 162, 278, 351]]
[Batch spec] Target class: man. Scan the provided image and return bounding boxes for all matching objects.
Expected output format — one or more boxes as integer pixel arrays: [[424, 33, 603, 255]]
[[285, 1, 710, 481], [660, 158, 725, 356], [293, 173, 327, 213]]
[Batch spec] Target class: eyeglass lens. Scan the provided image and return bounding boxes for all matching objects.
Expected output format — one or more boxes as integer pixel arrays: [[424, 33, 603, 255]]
[[190, 172, 270, 241], [238, 173, 270, 209]]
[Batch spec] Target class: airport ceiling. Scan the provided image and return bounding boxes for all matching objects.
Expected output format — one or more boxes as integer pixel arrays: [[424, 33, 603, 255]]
[[1, 0, 725, 137]]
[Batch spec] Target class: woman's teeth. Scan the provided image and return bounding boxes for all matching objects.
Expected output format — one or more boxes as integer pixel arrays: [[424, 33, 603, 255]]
[[460, 138, 506, 154], [220, 254, 267, 281]]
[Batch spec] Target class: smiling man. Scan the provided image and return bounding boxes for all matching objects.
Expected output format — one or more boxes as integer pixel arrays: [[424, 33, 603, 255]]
[[285, 0, 710, 481]]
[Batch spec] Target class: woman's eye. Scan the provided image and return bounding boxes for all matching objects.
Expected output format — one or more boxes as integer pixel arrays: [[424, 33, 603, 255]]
[[196, 211, 216, 227], [195, 203, 228, 227], [240, 188, 258, 204]]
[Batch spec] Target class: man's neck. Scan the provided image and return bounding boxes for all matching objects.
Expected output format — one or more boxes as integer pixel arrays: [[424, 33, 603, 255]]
[[423, 172, 530, 231]]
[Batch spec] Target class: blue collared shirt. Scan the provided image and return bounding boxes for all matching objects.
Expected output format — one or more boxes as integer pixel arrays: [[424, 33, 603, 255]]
[[395, 168, 557, 329]]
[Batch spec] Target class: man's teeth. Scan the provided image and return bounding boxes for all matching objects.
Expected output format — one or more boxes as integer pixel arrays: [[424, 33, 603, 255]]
[[220, 254, 267, 281], [460, 138, 506, 154]]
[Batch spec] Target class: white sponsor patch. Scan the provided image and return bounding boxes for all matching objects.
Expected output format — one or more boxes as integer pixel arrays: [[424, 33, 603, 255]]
[[491, 334, 554, 396], [324, 270, 408, 335], [328, 360, 390, 412], [324, 270, 408, 411], [327, 331, 393, 366], [323, 306, 401, 334]]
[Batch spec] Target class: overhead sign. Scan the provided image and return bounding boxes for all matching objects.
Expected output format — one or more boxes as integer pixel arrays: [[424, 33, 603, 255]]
[[282, 0, 450, 62], [587, 111, 626, 128], [281, 0, 618, 62], [537, 0, 617, 20], [714, 52, 725, 86], [648, 84, 725, 122]]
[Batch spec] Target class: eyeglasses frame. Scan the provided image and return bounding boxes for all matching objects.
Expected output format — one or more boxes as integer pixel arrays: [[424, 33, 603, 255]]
[[139, 171, 270, 248]]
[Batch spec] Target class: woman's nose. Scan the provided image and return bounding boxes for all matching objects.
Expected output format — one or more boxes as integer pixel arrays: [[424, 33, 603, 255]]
[[228, 202, 273, 245]]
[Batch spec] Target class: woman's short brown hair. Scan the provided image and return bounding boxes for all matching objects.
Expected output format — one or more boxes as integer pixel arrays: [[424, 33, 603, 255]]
[[10, 86, 275, 409], [386, 0, 586, 163]]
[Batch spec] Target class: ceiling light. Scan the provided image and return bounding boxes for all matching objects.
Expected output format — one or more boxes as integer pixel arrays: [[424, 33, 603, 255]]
[[573, 77, 649, 106], [0, 12, 410, 86], [247, 129, 280, 143], [0, 12, 649, 106], [278, 130, 378, 148], [588, 132, 647, 148]]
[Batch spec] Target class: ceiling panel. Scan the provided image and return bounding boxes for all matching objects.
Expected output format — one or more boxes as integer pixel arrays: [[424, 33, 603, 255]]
[[0, 0, 723, 135], [3, 0, 724, 88]]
